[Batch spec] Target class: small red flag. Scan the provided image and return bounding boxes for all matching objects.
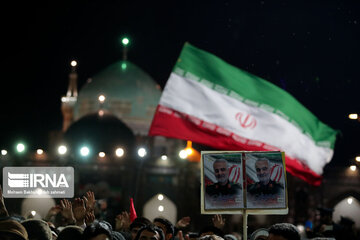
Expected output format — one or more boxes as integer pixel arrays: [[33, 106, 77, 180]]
[[129, 198, 137, 222]]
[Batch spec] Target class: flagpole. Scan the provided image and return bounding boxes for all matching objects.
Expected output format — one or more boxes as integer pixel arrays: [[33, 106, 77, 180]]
[[134, 159, 145, 207], [242, 153, 248, 240], [243, 210, 248, 240]]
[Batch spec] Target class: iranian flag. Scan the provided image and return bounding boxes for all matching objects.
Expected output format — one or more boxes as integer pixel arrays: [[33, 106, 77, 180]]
[[149, 43, 337, 186]]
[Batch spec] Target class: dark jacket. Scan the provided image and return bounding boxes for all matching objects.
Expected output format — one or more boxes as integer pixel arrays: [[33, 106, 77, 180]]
[[247, 180, 283, 195], [206, 181, 241, 197]]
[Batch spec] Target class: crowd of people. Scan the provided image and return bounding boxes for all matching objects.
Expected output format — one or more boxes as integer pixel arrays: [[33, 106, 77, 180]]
[[0, 185, 358, 240]]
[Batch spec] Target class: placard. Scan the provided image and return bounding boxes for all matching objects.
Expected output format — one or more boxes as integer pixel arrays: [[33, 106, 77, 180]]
[[203, 152, 244, 211], [201, 151, 288, 214]]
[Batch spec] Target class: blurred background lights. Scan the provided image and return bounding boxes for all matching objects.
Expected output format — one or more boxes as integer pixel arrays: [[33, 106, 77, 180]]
[[158, 205, 164, 212], [161, 155, 167, 161], [185, 148, 193, 155], [1, 150, 7, 156], [16, 143, 26, 153], [80, 146, 90, 157], [356, 156, 360, 162], [98, 94, 106, 103], [122, 37, 129, 46], [121, 62, 127, 70], [349, 113, 358, 119], [347, 197, 353, 205], [99, 152, 106, 158], [71, 60, 77, 67], [296, 225, 305, 234], [138, 148, 147, 157], [157, 194, 164, 201], [115, 148, 124, 157], [58, 145, 67, 155], [179, 150, 187, 159], [31, 210, 36, 216], [36, 149, 43, 155], [350, 165, 357, 171], [183, 140, 200, 162]]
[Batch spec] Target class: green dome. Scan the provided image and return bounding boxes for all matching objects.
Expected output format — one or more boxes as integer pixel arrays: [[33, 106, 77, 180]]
[[74, 60, 162, 135]]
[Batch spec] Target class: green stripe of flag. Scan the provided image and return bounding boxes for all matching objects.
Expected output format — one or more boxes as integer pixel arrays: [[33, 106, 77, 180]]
[[173, 43, 337, 148]]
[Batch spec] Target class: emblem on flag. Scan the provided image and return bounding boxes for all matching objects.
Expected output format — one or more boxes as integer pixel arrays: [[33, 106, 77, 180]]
[[235, 112, 257, 129]]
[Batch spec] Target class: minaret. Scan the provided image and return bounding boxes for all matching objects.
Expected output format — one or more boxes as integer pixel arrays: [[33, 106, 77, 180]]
[[61, 60, 78, 132], [121, 37, 129, 60]]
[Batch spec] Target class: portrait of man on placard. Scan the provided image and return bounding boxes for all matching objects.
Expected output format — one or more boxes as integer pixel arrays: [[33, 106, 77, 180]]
[[203, 153, 243, 210], [245, 152, 287, 209]]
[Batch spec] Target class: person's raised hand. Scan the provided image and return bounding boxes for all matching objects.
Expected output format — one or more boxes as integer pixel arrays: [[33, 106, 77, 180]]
[[72, 198, 86, 224], [212, 214, 225, 229], [176, 216, 191, 228], [45, 205, 62, 221], [115, 211, 131, 231], [60, 199, 75, 224], [83, 191, 96, 212], [177, 230, 190, 240], [85, 211, 95, 226]]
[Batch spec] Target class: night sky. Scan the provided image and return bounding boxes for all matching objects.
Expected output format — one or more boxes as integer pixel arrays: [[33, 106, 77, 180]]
[[2, 1, 359, 167]]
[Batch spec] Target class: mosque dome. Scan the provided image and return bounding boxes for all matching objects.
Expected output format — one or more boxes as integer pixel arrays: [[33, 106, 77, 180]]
[[74, 60, 162, 135], [64, 112, 136, 156]]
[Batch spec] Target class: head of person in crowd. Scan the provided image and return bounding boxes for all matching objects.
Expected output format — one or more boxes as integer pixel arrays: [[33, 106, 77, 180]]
[[57, 225, 83, 240], [339, 216, 355, 230], [213, 159, 230, 186], [0, 219, 28, 240], [153, 217, 174, 240], [198, 234, 224, 240], [112, 231, 126, 240], [21, 219, 52, 240], [199, 226, 224, 238], [227, 232, 242, 240], [9, 215, 26, 223], [223, 234, 237, 240], [250, 228, 268, 240], [255, 158, 271, 186], [317, 207, 334, 225], [267, 223, 300, 240], [83, 221, 113, 240], [338, 216, 356, 239], [134, 224, 164, 240], [129, 217, 152, 240], [187, 232, 199, 240], [47, 221, 59, 240], [119, 231, 132, 240]]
